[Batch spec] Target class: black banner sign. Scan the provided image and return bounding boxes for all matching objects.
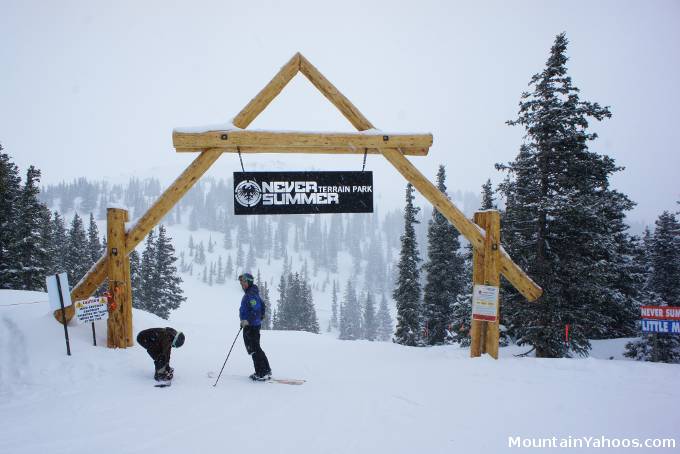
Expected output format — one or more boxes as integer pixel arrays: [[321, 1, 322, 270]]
[[233, 171, 373, 215]]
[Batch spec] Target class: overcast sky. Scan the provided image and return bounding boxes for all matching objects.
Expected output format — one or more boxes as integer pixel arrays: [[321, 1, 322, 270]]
[[2, 0, 678, 225]]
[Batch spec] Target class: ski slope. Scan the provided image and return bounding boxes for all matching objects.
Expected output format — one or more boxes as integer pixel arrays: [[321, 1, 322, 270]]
[[1, 289, 679, 454]]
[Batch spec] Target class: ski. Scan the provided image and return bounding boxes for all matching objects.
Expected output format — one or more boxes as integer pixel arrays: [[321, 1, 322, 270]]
[[154, 381, 172, 388], [268, 378, 305, 385]]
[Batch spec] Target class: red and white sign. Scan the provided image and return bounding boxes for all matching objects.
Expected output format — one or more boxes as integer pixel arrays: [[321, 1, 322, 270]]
[[640, 306, 680, 321]]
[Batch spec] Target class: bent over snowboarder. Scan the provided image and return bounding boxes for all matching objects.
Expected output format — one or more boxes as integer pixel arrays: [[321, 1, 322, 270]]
[[238, 273, 272, 381], [137, 327, 185, 381]]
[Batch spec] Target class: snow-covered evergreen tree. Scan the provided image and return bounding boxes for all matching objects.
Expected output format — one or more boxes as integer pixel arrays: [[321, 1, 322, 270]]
[[86, 213, 102, 265], [273, 274, 288, 330], [226, 255, 234, 279], [625, 212, 680, 363], [330, 280, 339, 330], [65, 213, 90, 288], [376, 293, 393, 341], [393, 183, 422, 346], [14, 166, 50, 290], [236, 242, 244, 270], [216, 256, 225, 284], [339, 279, 362, 340], [256, 271, 272, 330], [147, 225, 185, 319], [0, 147, 23, 288], [275, 272, 318, 333], [363, 290, 377, 341], [497, 32, 632, 357], [480, 178, 495, 210], [423, 165, 466, 345], [49, 212, 68, 275], [136, 230, 158, 312], [300, 274, 319, 333]]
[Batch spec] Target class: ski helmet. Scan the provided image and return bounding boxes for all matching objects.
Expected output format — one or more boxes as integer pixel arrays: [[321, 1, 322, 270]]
[[238, 273, 254, 286]]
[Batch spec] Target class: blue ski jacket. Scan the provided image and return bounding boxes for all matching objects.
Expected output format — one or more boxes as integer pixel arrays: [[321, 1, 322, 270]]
[[239, 284, 263, 327]]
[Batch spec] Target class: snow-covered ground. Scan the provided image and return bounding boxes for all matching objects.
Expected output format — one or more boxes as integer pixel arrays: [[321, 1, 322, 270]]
[[1, 289, 678, 454]]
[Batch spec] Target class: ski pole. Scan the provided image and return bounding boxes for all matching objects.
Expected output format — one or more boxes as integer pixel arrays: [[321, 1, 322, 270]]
[[213, 326, 242, 387]]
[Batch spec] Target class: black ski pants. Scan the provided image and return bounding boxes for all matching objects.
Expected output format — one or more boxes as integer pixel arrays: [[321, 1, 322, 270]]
[[243, 325, 271, 376]]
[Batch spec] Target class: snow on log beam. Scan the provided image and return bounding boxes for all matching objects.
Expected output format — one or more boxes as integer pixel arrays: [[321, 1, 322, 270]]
[[172, 130, 433, 153]]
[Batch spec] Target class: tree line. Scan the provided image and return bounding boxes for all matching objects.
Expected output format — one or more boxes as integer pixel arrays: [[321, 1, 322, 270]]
[[391, 32, 680, 362]]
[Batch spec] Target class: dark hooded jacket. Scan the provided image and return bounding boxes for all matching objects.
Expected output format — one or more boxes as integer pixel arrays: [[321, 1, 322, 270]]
[[136, 327, 177, 368]]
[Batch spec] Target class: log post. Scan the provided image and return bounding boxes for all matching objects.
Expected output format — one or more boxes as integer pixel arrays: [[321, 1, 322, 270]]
[[470, 210, 501, 359], [106, 208, 132, 348]]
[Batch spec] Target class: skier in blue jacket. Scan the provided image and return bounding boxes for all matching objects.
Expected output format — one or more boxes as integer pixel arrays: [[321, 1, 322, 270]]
[[238, 273, 272, 381]]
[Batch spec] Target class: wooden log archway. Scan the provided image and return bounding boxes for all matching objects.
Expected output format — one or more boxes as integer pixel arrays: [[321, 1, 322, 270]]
[[56, 52, 542, 355]]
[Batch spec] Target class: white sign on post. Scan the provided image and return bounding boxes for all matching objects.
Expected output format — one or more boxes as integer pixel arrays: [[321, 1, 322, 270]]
[[46, 272, 72, 311], [472, 284, 499, 322], [75, 297, 109, 324]]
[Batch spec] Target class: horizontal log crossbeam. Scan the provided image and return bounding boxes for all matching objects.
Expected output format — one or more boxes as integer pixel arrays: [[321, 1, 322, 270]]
[[173, 130, 433, 155]]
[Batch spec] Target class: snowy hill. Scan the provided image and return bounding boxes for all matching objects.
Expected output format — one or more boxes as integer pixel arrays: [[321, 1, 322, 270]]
[[1, 289, 679, 454]]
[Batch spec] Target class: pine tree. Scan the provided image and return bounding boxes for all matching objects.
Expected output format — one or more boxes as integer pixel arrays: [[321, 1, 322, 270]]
[[423, 165, 466, 345], [393, 183, 422, 346], [376, 293, 393, 341], [137, 229, 158, 312], [274, 274, 288, 330], [256, 271, 272, 330], [365, 238, 387, 293], [129, 249, 142, 305], [194, 241, 206, 265], [14, 166, 50, 290], [330, 280, 339, 330], [0, 146, 22, 288], [648, 212, 680, 305], [49, 212, 68, 275], [363, 291, 378, 341], [480, 179, 495, 210], [188, 235, 195, 256], [625, 212, 680, 363], [65, 213, 91, 288], [497, 32, 632, 357], [226, 255, 234, 278], [149, 225, 185, 319], [86, 213, 102, 265], [236, 242, 244, 270], [300, 274, 320, 333], [339, 280, 362, 340], [216, 256, 225, 284]]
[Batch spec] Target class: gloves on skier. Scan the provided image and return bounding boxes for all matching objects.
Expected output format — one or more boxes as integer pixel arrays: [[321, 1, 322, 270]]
[[240, 320, 249, 328]]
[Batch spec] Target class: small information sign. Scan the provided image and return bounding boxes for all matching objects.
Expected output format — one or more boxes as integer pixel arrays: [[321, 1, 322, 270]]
[[46, 273, 72, 311], [75, 297, 109, 324], [472, 284, 499, 322]]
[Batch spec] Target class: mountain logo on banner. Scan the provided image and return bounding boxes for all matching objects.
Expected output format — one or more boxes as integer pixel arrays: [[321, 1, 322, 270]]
[[235, 180, 262, 207], [233, 171, 373, 215]]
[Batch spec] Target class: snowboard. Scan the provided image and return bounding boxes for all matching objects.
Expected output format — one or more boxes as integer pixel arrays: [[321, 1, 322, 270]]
[[154, 381, 172, 388]]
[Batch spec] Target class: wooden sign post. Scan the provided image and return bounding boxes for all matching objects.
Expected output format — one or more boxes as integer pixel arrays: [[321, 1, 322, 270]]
[[470, 210, 501, 359], [106, 208, 133, 348]]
